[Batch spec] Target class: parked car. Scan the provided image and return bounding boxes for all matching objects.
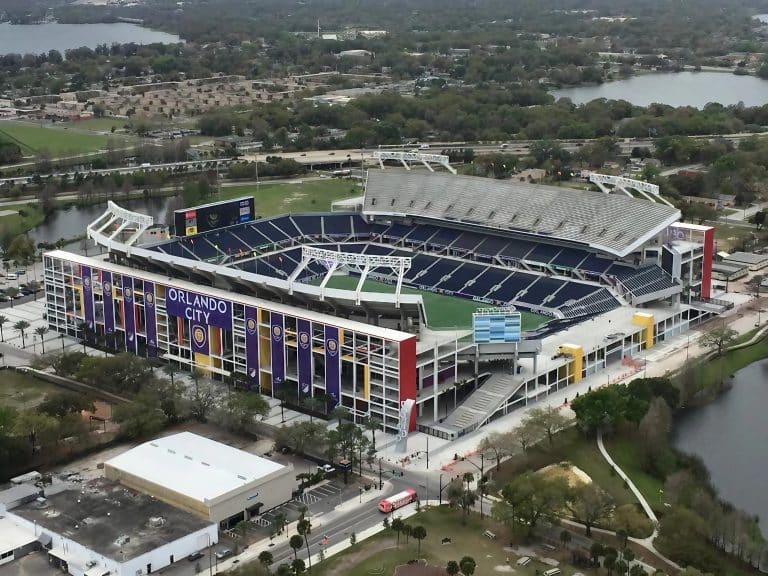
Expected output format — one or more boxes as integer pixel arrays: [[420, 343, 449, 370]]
[[187, 552, 204, 562], [215, 548, 232, 560], [6, 273, 17, 280], [15, 270, 25, 275]]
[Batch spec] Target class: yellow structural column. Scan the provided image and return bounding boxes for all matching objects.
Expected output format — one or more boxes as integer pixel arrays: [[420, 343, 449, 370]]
[[559, 343, 584, 383], [632, 312, 655, 350]]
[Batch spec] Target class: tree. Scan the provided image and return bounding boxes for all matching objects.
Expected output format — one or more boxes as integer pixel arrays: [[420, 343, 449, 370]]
[[570, 386, 628, 433], [699, 324, 738, 357], [479, 431, 513, 470], [258, 551, 274, 569], [13, 320, 30, 348], [590, 542, 605, 565], [291, 558, 305, 574], [604, 551, 617, 576], [459, 556, 476, 576], [412, 525, 427, 556], [402, 523, 412, 545], [297, 517, 312, 572], [189, 372, 216, 421], [560, 529, 572, 548], [751, 210, 766, 230], [5, 234, 35, 264], [276, 564, 292, 576], [331, 405, 350, 426], [446, 560, 460, 576], [0, 315, 8, 342], [112, 391, 165, 439], [523, 405, 570, 446], [289, 535, 304, 561], [14, 410, 58, 454], [501, 471, 570, 535], [390, 517, 406, 547], [35, 326, 49, 354], [52, 351, 87, 377], [514, 420, 541, 452], [38, 391, 94, 418], [568, 484, 614, 537], [224, 391, 270, 433], [363, 416, 380, 449]]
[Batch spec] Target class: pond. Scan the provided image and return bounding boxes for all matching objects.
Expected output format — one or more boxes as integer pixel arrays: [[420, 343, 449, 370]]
[[29, 196, 174, 246], [550, 71, 768, 108], [0, 22, 180, 56], [673, 358, 768, 533]]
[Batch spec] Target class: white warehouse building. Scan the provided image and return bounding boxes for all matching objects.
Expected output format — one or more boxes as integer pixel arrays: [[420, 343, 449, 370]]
[[105, 432, 295, 528]]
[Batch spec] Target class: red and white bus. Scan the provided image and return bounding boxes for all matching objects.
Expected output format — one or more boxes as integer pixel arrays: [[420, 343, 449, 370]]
[[378, 489, 417, 513]]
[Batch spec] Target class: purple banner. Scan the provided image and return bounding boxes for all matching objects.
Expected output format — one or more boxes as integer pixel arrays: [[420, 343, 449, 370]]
[[81, 266, 95, 339], [245, 306, 259, 388], [165, 287, 231, 329], [190, 323, 209, 356], [122, 275, 136, 353], [102, 271, 114, 335], [324, 325, 341, 408], [144, 281, 157, 356], [270, 313, 285, 392], [297, 319, 312, 395]]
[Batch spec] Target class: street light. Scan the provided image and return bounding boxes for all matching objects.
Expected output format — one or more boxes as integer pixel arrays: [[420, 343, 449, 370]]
[[461, 453, 485, 518]]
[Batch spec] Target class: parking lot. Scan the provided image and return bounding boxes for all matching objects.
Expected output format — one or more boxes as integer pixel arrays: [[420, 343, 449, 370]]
[[253, 479, 348, 534]]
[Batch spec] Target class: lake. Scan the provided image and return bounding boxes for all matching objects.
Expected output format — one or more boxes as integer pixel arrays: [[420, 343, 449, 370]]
[[550, 71, 768, 108], [29, 196, 173, 246], [0, 22, 180, 56], [673, 358, 768, 533]]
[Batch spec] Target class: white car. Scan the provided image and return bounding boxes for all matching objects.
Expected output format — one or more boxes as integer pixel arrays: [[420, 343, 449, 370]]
[[318, 464, 335, 473], [6, 273, 17, 280]]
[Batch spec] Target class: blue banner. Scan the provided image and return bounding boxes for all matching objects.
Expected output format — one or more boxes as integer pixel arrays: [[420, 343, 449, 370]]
[[245, 306, 259, 388], [190, 323, 209, 356], [102, 271, 114, 335], [81, 266, 94, 340], [324, 325, 341, 408], [144, 281, 157, 356], [270, 313, 285, 392], [122, 275, 136, 353], [165, 287, 231, 329], [297, 319, 312, 396]]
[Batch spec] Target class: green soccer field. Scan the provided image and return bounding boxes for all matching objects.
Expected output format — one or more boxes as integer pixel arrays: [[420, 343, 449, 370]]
[[0, 121, 126, 156], [317, 275, 549, 330]]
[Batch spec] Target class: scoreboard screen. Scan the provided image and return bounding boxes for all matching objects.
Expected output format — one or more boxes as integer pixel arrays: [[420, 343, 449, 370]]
[[174, 196, 255, 236], [472, 309, 521, 343]]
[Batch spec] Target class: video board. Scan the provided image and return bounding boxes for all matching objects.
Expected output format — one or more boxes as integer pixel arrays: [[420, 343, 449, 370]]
[[174, 196, 255, 236], [472, 308, 522, 343]]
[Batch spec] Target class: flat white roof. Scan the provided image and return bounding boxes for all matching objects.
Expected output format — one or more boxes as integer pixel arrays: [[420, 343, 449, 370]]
[[105, 432, 287, 503], [0, 516, 36, 555]]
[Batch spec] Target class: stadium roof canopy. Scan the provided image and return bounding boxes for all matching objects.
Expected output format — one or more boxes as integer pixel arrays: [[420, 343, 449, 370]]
[[363, 171, 681, 257]]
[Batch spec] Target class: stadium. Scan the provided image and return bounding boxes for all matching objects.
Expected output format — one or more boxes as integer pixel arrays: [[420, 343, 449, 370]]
[[43, 165, 721, 440]]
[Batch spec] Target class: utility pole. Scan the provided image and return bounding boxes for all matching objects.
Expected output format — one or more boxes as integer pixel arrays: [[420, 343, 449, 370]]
[[378, 459, 383, 490]]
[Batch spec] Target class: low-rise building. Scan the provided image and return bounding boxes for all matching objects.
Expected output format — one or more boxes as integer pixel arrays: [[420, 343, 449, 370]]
[[104, 432, 294, 528]]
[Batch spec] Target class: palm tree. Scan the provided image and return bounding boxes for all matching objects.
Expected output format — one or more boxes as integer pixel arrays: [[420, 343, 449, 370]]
[[163, 362, 178, 386], [76, 321, 90, 352], [297, 517, 312, 572], [391, 517, 404, 547], [289, 535, 304, 561], [446, 561, 460, 576], [0, 315, 7, 342], [364, 416, 381, 449], [258, 551, 273, 569], [14, 320, 30, 348], [34, 326, 48, 354], [560, 529, 572, 549], [412, 525, 427, 556], [402, 524, 412, 545]]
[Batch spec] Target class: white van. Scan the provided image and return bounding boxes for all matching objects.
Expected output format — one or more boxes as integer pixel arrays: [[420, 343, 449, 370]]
[[543, 569, 561, 576], [6, 273, 17, 280]]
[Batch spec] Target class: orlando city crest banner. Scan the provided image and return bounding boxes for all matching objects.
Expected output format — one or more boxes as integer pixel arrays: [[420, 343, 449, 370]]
[[245, 306, 259, 386], [81, 265, 94, 338], [270, 313, 285, 391], [102, 271, 114, 335], [324, 325, 341, 408], [297, 319, 312, 395], [144, 281, 157, 356], [122, 275, 136, 353], [190, 322, 209, 355]]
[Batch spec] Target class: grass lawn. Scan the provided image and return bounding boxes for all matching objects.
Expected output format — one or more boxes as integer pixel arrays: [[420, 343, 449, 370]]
[[0, 202, 46, 238], [316, 275, 549, 330], [682, 335, 768, 394], [68, 117, 130, 133], [312, 507, 577, 576], [492, 427, 638, 510], [0, 121, 116, 156], [219, 179, 358, 217], [601, 436, 666, 513], [0, 370, 59, 410], [712, 222, 752, 251]]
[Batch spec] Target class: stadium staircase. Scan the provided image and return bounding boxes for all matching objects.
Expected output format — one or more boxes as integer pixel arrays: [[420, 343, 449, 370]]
[[440, 372, 522, 435]]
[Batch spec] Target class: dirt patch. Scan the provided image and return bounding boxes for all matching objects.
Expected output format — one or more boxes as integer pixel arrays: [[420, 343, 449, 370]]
[[537, 462, 592, 487], [328, 540, 398, 575], [393, 563, 447, 576]]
